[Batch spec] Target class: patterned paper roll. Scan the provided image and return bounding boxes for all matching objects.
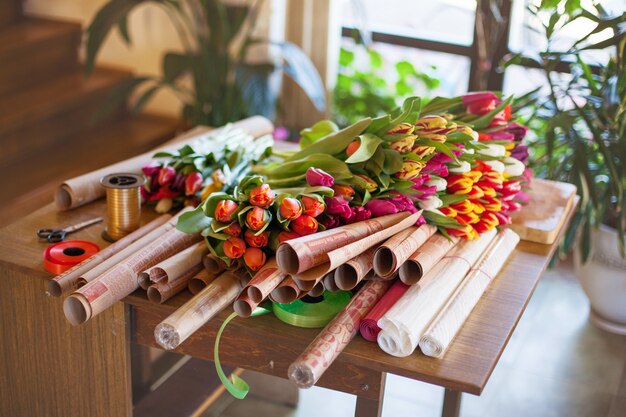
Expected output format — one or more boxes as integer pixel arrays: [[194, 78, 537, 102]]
[[288, 280, 391, 388], [270, 277, 302, 304], [377, 229, 497, 357], [359, 280, 410, 342], [322, 272, 339, 292], [419, 229, 520, 358], [334, 247, 376, 291], [373, 224, 437, 279], [308, 280, 325, 297], [277, 212, 414, 275], [245, 258, 287, 303], [233, 292, 259, 318], [398, 233, 459, 285], [55, 116, 273, 210], [147, 264, 203, 303], [64, 225, 202, 326], [203, 253, 228, 274], [154, 269, 248, 350], [47, 214, 172, 297], [138, 241, 208, 288]]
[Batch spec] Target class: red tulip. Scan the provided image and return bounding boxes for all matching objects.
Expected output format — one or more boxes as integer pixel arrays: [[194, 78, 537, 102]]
[[244, 229, 269, 248], [278, 231, 300, 243], [246, 207, 270, 231], [462, 92, 498, 115], [473, 212, 499, 233], [439, 206, 457, 218], [223, 222, 242, 237], [185, 172, 203, 196], [158, 166, 176, 185], [243, 247, 267, 271], [290, 214, 318, 236], [249, 184, 274, 208], [279, 197, 302, 220], [214, 200, 239, 223], [224, 237, 246, 259], [301, 196, 325, 217]]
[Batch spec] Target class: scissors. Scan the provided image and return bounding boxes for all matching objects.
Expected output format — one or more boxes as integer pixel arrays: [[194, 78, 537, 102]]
[[37, 217, 103, 243]]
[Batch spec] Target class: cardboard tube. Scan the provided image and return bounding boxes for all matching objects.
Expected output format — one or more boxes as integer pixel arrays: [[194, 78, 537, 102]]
[[233, 293, 260, 318], [64, 224, 202, 326], [147, 264, 203, 303], [288, 280, 391, 388], [334, 247, 376, 291], [308, 281, 325, 298], [56, 116, 274, 210], [244, 258, 287, 303], [47, 214, 172, 297], [399, 233, 459, 285], [270, 277, 301, 304], [145, 242, 208, 283], [188, 269, 220, 295], [203, 254, 228, 273], [373, 224, 436, 279], [322, 272, 339, 292], [276, 212, 414, 275]]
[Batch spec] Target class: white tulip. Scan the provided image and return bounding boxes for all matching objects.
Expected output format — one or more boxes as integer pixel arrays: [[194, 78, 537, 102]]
[[504, 157, 525, 177], [418, 196, 443, 211], [426, 178, 447, 191], [479, 143, 506, 157], [449, 161, 471, 173], [484, 160, 505, 173]]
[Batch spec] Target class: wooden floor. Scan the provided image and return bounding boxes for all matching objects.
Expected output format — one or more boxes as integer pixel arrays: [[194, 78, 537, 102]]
[[203, 258, 626, 417]]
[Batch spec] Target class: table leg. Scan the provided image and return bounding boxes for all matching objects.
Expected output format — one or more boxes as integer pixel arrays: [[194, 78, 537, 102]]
[[442, 388, 462, 417], [354, 372, 386, 417]]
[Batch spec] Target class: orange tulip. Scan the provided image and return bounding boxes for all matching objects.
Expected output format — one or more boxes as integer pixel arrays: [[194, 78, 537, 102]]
[[346, 140, 360, 157], [244, 247, 267, 271], [223, 222, 242, 237], [224, 237, 246, 259], [332, 184, 355, 199], [214, 200, 239, 223], [301, 196, 325, 217], [471, 200, 486, 215], [290, 214, 318, 236], [246, 207, 270, 231], [249, 184, 274, 208], [447, 225, 479, 240], [467, 185, 485, 200], [244, 229, 269, 247], [279, 197, 302, 220]]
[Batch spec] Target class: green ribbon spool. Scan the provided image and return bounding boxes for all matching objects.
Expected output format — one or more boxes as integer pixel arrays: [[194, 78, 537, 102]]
[[273, 291, 352, 328]]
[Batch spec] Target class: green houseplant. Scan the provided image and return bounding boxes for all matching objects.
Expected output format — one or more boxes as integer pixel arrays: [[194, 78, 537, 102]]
[[510, 1, 625, 332], [86, 0, 326, 126]]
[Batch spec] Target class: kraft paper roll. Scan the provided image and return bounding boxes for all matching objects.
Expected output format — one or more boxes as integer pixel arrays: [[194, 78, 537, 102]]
[[273, 291, 352, 328], [47, 214, 171, 297], [203, 253, 228, 274], [138, 241, 208, 288], [288, 280, 391, 388], [419, 229, 520, 358], [147, 264, 203, 303], [334, 247, 376, 291], [270, 276, 302, 304], [373, 224, 436, 279], [188, 269, 220, 295], [56, 116, 273, 210], [377, 229, 497, 357], [398, 233, 459, 285], [244, 258, 287, 303]]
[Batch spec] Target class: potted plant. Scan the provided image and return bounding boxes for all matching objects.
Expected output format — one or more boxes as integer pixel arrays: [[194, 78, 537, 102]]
[[510, 2, 625, 332], [86, 0, 326, 126]]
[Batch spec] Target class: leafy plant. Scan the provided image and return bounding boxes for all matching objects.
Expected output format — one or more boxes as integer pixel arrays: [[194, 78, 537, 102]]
[[87, 0, 326, 126], [506, 1, 626, 260], [332, 42, 440, 127]]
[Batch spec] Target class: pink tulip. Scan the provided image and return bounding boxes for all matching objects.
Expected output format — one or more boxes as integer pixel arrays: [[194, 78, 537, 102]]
[[185, 172, 203, 195], [462, 92, 498, 115], [306, 167, 334, 187], [365, 199, 398, 217], [158, 166, 176, 185], [142, 161, 161, 176], [324, 196, 352, 218]]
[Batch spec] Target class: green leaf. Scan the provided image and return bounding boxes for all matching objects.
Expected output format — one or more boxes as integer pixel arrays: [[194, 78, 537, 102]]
[[163, 52, 193, 82], [423, 210, 461, 228], [382, 149, 403, 174], [339, 48, 355, 67], [380, 97, 422, 133], [345, 134, 383, 163], [439, 194, 470, 206], [299, 120, 339, 149], [176, 206, 212, 234], [262, 153, 353, 181]]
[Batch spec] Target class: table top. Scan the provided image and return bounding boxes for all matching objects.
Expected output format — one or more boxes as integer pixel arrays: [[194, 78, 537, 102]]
[[0, 195, 577, 395]]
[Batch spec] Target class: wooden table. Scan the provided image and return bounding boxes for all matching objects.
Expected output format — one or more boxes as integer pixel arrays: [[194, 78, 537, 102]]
[[0, 198, 576, 417]]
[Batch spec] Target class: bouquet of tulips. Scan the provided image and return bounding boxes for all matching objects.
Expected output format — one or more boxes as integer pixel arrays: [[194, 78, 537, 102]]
[[178, 94, 532, 273]]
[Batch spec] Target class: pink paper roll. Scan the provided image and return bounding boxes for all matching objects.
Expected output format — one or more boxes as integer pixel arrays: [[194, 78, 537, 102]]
[[359, 280, 410, 342]]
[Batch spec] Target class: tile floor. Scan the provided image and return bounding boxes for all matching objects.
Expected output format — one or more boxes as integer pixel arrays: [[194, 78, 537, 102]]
[[206, 258, 626, 417]]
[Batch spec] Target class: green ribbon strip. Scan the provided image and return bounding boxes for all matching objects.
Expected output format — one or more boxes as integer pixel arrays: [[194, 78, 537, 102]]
[[273, 291, 352, 328], [214, 306, 271, 399]]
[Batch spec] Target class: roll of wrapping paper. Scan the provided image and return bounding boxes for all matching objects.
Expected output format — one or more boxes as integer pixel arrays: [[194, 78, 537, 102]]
[[72, 209, 188, 289], [63, 220, 202, 326], [334, 247, 376, 291], [376, 229, 497, 357], [270, 276, 302, 304], [359, 280, 410, 342], [47, 214, 172, 297], [373, 224, 437, 279], [147, 263, 203, 303], [154, 269, 249, 350], [323, 272, 339, 292], [288, 280, 392, 388], [292, 212, 421, 282], [308, 280, 325, 297], [276, 212, 415, 275], [273, 291, 352, 328], [398, 233, 459, 285], [245, 258, 287, 303], [100, 173, 145, 241], [188, 269, 219, 295], [43, 241, 100, 274], [203, 253, 229, 273], [419, 229, 520, 358], [55, 116, 274, 211], [138, 241, 208, 289]]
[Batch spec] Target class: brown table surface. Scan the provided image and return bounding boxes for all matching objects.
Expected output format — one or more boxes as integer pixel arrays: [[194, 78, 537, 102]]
[[0, 196, 576, 397]]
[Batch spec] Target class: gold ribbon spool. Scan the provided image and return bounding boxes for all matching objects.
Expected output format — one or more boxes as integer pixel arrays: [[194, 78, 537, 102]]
[[100, 173, 146, 242]]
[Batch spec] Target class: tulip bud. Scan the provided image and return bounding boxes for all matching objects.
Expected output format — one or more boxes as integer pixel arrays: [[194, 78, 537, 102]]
[[249, 184, 274, 208], [467, 185, 485, 200], [332, 184, 355, 200], [278, 231, 300, 243], [306, 167, 334, 187], [494, 211, 512, 225], [279, 197, 302, 220], [354, 174, 378, 192], [447, 174, 473, 195], [447, 224, 479, 240], [244, 229, 269, 247], [439, 206, 457, 218], [158, 166, 176, 185], [450, 200, 474, 214], [395, 160, 425, 180], [389, 135, 416, 153], [346, 140, 360, 157], [155, 198, 173, 214], [387, 123, 415, 135], [142, 161, 161, 176], [300, 196, 325, 217], [481, 196, 502, 212], [223, 222, 242, 237], [290, 214, 318, 236], [214, 200, 239, 223], [455, 211, 480, 225], [246, 207, 270, 231], [223, 237, 246, 259], [412, 145, 436, 159], [415, 115, 448, 131], [473, 212, 499, 233], [185, 172, 204, 196], [243, 247, 267, 271]]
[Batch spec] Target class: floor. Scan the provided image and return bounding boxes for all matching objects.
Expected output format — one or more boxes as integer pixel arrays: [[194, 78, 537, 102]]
[[204, 258, 626, 417]]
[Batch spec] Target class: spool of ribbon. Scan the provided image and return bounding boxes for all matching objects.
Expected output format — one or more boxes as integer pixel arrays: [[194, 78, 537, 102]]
[[273, 291, 352, 328], [100, 173, 145, 241], [43, 240, 100, 274]]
